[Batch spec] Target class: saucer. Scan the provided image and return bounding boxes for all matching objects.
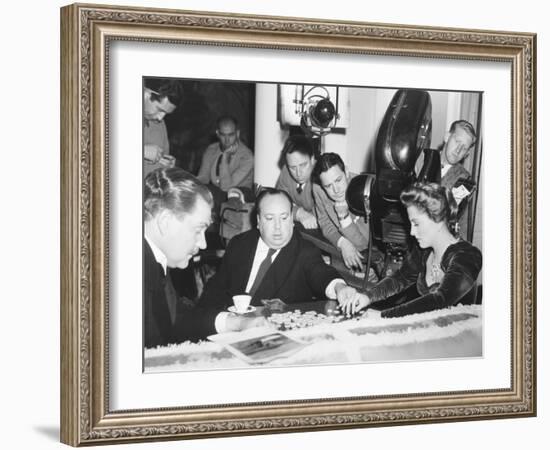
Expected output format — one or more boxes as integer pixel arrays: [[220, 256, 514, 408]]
[[228, 305, 256, 314]]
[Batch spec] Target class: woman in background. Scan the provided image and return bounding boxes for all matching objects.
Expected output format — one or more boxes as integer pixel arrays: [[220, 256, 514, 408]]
[[340, 182, 482, 318]]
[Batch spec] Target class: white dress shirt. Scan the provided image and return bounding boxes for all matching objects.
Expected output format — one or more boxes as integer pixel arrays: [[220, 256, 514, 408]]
[[244, 237, 281, 293], [144, 234, 167, 275], [441, 163, 451, 178]]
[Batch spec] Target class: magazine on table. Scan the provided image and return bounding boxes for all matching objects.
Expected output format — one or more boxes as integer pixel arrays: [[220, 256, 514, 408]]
[[208, 327, 310, 364]]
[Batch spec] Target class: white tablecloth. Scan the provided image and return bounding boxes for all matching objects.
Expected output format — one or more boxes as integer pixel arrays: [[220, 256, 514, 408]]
[[144, 304, 482, 372]]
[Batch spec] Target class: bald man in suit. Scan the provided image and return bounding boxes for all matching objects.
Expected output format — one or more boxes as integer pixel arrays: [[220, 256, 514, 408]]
[[199, 189, 367, 325]]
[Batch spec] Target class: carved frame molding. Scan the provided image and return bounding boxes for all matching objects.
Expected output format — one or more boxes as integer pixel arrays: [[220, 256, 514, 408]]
[[60, 3, 536, 446]]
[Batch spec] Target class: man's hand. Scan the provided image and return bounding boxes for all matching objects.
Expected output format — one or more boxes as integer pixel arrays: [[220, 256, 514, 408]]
[[334, 200, 349, 220], [218, 149, 236, 173], [334, 283, 371, 316], [340, 292, 371, 316], [296, 207, 318, 229], [334, 283, 358, 304], [144, 144, 164, 163], [338, 237, 363, 270]]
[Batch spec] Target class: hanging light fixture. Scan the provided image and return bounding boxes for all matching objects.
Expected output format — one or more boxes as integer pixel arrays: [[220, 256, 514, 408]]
[[295, 85, 340, 137]]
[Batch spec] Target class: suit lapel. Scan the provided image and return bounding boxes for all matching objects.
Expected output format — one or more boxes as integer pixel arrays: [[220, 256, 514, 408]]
[[239, 229, 261, 294], [144, 239, 173, 343]]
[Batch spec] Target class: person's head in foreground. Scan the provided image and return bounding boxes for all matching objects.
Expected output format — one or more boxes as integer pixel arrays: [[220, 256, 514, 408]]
[[401, 182, 459, 248], [144, 168, 213, 268], [441, 120, 477, 166], [282, 135, 316, 185], [313, 152, 348, 202], [143, 79, 184, 122], [255, 188, 294, 250]]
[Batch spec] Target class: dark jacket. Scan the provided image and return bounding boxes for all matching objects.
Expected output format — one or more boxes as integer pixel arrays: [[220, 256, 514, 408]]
[[199, 229, 341, 310], [367, 240, 482, 318], [144, 240, 218, 347]]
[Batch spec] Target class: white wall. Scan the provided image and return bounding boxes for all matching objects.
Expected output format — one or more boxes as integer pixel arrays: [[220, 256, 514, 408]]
[[1, 1, 546, 450], [254, 84, 287, 187], [258, 87, 473, 178]]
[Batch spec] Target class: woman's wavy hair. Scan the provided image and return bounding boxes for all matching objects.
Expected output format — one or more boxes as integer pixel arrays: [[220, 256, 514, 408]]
[[400, 182, 460, 236], [144, 168, 213, 221]]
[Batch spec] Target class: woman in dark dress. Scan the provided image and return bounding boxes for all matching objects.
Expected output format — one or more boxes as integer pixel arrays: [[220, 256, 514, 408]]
[[340, 182, 482, 318]]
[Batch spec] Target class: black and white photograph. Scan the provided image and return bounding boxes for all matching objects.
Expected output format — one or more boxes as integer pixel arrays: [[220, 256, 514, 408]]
[[142, 78, 483, 372], [54, 1, 538, 447]]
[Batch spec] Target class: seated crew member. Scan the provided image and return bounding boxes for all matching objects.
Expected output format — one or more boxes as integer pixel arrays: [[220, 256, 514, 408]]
[[197, 115, 254, 207], [144, 168, 265, 348], [143, 79, 183, 176], [339, 182, 482, 318], [312, 153, 370, 271], [199, 188, 367, 324], [275, 135, 318, 229]]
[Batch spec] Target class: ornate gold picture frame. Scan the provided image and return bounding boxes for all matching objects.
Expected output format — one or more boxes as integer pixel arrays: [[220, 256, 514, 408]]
[[60, 3, 536, 446]]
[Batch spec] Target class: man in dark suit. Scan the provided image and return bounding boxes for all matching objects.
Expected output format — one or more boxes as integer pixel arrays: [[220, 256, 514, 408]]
[[199, 188, 366, 324], [144, 168, 265, 348], [144, 238, 217, 347]]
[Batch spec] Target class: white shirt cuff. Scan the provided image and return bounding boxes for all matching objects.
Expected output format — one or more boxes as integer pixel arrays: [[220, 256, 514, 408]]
[[214, 312, 230, 333], [325, 278, 346, 299]]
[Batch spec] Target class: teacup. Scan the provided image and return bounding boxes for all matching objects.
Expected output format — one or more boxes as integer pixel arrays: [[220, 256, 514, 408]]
[[232, 294, 252, 313]]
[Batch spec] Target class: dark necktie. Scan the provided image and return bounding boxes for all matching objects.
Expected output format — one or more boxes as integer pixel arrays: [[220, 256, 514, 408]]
[[248, 248, 277, 297], [215, 153, 223, 177], [297, 183, 304, 194]]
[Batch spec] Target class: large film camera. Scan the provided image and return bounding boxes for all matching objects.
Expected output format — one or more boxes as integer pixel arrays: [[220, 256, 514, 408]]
[[346, 89, 438, 275]]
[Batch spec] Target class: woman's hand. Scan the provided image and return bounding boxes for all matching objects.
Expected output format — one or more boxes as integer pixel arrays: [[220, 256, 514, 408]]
[[338, 237, 363, 270]]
